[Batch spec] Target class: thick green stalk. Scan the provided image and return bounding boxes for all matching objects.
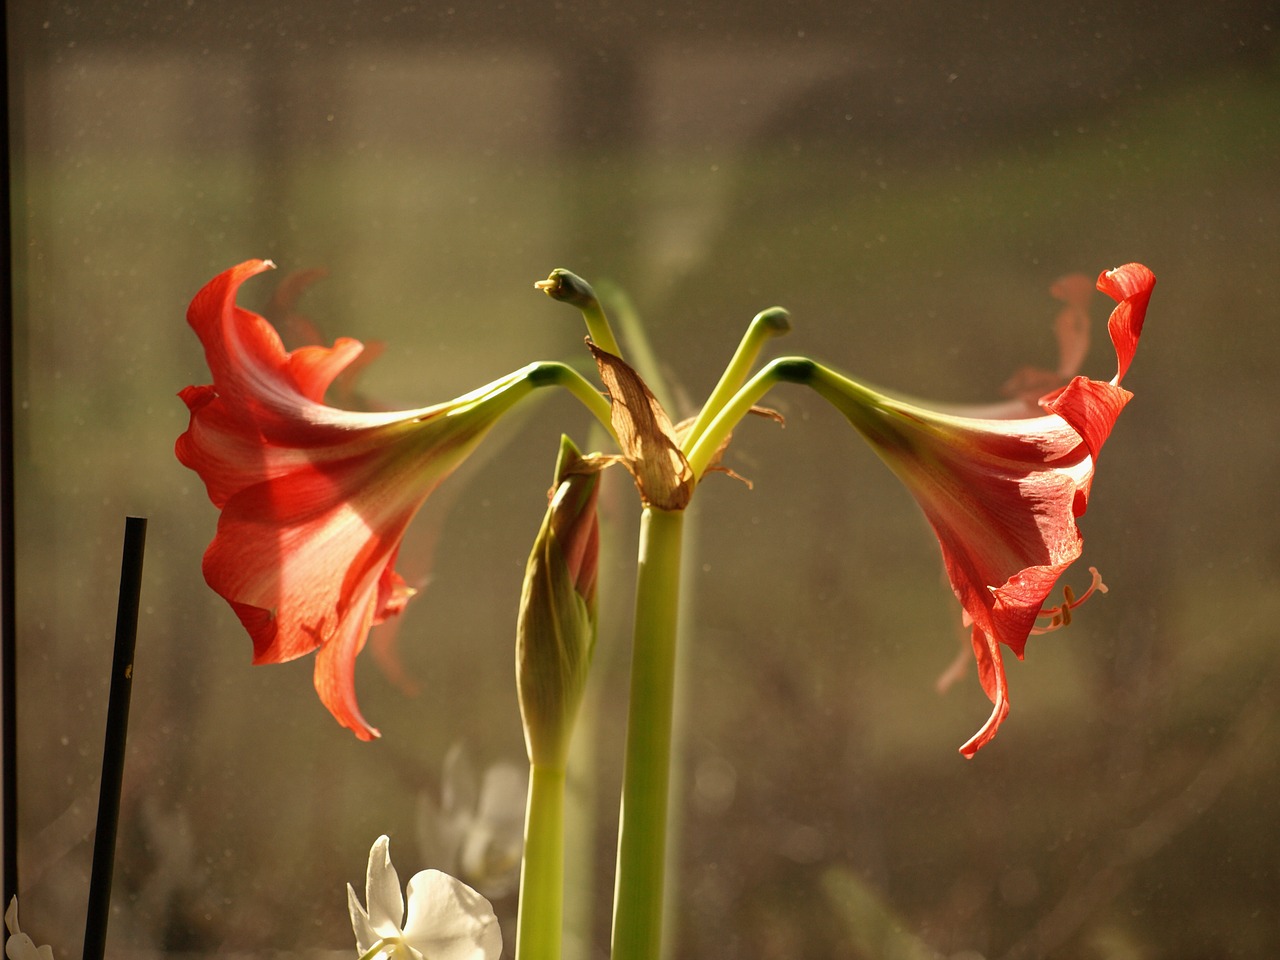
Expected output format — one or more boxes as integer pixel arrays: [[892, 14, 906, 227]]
[[611, 507, 685, 960], [515, 762, 567, 960]]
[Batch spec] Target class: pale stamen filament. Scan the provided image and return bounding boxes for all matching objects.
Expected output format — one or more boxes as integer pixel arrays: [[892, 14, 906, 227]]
[[1030, 566, 1108, 634]]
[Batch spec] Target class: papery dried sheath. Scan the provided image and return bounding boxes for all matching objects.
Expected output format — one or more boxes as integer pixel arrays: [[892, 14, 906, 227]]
[[587, 342, 693, 511]]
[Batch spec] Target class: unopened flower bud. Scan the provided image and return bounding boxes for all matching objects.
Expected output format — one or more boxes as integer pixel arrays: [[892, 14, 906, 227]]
[[516, 436, 602, 768]]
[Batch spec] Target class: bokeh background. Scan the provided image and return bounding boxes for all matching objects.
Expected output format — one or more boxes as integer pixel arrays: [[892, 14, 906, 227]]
[[6, 1, 1278, 957]]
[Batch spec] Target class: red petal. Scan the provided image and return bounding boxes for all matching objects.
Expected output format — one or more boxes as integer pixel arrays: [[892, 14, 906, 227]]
[[201, 460, 426, 665], [185, 259, 371, 430], [313, 583, 382, 741], [959, 625, 1010, 758], [1042, 376, 1132, 470], [1096, 263, 1155, 385], [287, 338, 367, 404], [1048, 273, 1095, 380]]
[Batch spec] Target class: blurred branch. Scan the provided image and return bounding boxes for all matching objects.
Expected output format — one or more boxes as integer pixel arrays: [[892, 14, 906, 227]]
[[822, 866, 945, 960], [1000, 663, 1279, 960]]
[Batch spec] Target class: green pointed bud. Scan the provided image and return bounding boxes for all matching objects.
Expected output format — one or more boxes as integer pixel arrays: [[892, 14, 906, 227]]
[[517, 435, 602, 768], [533, 268, 623, 358], [533, 268, 598, 310]]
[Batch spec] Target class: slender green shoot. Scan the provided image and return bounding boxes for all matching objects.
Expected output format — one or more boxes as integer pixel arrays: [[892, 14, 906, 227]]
[[684, 357, 814, 479], [530, 361, 618, 444], [681, 306, 791, 453]]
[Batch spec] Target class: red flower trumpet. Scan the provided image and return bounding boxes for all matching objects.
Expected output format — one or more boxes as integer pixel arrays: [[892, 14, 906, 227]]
[[177, 260, 574, 740], [801, 263, 1155, 755]]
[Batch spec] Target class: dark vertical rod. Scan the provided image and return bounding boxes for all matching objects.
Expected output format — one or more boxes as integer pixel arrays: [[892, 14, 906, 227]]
[[1, 0, 22, 909], [81, 517, 147, 960]]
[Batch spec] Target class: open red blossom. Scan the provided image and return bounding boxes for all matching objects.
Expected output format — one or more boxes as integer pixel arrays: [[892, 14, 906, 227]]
[[812, 263, 1155, 756], [177, 260, 540, 740]]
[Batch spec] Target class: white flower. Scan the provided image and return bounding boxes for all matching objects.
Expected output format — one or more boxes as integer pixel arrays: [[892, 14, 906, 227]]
[[348, 835, 501, 960], [418, 744, 527, 899], [5, 899, 54, 960]]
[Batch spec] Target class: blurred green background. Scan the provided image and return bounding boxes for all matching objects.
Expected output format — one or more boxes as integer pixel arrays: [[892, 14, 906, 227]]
[[7, 1, 1278, 957]]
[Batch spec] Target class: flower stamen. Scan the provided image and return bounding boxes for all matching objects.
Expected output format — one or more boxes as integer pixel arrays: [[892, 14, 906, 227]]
[[1031, 566, 1108, 634]]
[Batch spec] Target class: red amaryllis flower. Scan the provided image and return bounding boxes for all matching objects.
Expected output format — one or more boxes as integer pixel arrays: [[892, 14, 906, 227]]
[[177, 260, 548, 740], [805, 263, 1155, 756]]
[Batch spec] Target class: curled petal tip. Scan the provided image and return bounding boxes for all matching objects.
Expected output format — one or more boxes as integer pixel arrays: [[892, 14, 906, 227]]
[[1095, 262, 1154, 387], [1096, 262, 1156, 304], [233, 258, 276, 279]]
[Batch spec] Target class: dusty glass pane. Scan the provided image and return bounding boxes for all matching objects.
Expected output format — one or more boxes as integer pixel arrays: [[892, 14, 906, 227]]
[[6, 2, 1278, 957]]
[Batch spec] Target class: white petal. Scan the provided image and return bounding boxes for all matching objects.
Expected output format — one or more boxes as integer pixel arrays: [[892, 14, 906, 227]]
[[475, 764, 528, 825], [461, 763, 527, 895], [441, 743, 479, 822], [401, 870, 502, 960], [365, 836, 406, 935], [4, 898, 17, 936], [347, 883, 379, 954], [5, 932, 46, 960]]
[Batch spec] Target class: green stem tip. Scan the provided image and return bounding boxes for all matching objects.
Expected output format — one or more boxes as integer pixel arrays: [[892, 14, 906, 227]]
[[534, 268, 598, 309], [680, 306, 792, 455], [535, 268, 624, 359]]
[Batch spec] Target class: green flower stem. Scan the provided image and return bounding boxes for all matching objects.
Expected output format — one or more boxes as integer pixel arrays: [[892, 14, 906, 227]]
[[788, 360, 920, 446], [681, 307, 791, 453], [580, 302, 623, 360], [531, 361, 619, 443], [611, 506, 685, 960], [515, 762, 567, 960], [684, 357, 814, 479], [800, 360, 882, 412]]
